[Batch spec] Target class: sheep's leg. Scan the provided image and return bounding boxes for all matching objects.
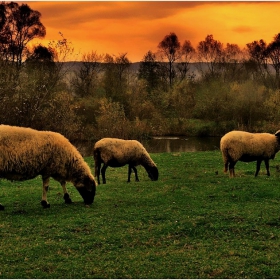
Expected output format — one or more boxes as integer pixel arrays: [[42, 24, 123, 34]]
[[132, 166, 139, 182], [128, 165, 132, 182], [60, 181, 72, 204], [223, 158, 229, 173], [255, 159, 263, 177], [101, 164, 108, 184], [41, 176, 51, 208], [264, 159, 270, 176], [229, 162, 236, 178], [127, 165, 139, 182], [95, 162, 101, 185], [223, 163, 228, 173]]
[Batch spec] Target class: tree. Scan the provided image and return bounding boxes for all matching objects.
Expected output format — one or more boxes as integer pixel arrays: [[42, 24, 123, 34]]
[[71, 51, 104, 97], [115, 53, 131, 83], [220, 43, 244, 82], [8, 36, 75, 130], [25, 44, 57, 91], [246, 39, 268, 79], [13, 44, 57, 127], [177, 40, 196, 82], [138, 50, 160, 93], [158, 32, 181, 87], [0, 2, 46, 65], [196, 34, 223, 78], [266, 33, 280, 88], [102, 53, 131, 103], [27, 44, 54, 62]]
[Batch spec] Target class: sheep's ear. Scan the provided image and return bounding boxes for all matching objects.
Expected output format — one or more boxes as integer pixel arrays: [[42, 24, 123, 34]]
[[275, 130, 280, 137]]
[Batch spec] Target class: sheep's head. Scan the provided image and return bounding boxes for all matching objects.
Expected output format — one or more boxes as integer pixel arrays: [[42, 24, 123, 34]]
[[147, 166, 159, 181], [275, 130, 280, 138], [75, 176, 97, 205], [275, 130, 280, 147]]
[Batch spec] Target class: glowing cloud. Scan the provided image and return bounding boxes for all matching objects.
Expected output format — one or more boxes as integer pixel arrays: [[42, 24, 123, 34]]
[[24, 1, 280, 62]]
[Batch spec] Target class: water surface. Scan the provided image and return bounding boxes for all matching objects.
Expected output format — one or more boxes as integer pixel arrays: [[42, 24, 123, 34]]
[[143, 136, 221, 153], [76, 136, 221, 156]]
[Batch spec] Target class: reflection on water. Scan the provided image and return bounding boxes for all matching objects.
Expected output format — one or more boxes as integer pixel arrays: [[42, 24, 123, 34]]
[[75, 136, 221, 157], [143, 136, 221, 153]]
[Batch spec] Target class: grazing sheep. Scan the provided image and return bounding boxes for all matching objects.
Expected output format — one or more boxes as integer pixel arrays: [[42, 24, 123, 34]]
[[0, 125, 97, 209], [220, 130, 280, 178], [93, 138, 159, 184]]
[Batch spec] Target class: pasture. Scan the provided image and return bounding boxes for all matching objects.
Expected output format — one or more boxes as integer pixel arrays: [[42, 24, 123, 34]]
[[1, 151, 280, 278]]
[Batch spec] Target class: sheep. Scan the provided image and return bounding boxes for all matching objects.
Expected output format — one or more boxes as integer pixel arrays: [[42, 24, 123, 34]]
[[93, 138, 159, 184], [220, 130, 280, 178], [0, 125, 97, 209]]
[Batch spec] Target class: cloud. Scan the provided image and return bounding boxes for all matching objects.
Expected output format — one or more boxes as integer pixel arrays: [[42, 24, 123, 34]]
[[232, 26, 255, 34], [22, 1, 280, 62], [26, 1, 215, 29]]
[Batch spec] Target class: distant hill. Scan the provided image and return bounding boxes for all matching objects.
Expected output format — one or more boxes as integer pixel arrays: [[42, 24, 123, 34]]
[[61, 61, 277, 80], [62, 61, 201, 77]]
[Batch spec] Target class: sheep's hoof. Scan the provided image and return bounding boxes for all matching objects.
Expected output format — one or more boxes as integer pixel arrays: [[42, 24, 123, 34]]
[[41, 200, 50, 208], [63, 193, 72, 204], [0, 204, 4, 210]]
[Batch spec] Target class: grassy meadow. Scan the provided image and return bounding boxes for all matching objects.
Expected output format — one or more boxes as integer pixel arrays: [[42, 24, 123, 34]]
[[1, 151, 280, 278]]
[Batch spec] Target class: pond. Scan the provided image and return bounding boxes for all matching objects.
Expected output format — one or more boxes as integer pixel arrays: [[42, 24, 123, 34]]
[[143, 136, 221, 153], [75, 136, 222, 157]]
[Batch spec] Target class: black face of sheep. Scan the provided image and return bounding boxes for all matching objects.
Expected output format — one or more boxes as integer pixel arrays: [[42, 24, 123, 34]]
[[275, 130, 280, 139], [147, 166, 159, 181], [76, 177, 96, 205]]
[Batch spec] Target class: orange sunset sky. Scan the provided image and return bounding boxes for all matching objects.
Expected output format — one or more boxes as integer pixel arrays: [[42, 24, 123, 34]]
[[22, 1, 280, 62]]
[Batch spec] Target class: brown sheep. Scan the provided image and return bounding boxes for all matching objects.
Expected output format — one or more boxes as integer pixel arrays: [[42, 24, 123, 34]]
[[0, 125, 97, 209], [93, 138, 159, 184], [220, 130, 280, 177]]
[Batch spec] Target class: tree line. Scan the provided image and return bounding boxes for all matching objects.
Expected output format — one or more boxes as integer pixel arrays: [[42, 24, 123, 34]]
[[1, 1, 280, 143]]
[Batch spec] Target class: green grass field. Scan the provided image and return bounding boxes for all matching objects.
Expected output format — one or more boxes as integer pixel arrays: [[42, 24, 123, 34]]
[[1, 151, 280, 278]]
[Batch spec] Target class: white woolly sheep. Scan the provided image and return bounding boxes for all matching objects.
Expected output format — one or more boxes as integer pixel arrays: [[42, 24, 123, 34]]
[[0, 125, 97, 209], [220, 130, 280, 178], [93, 138, 159, 184]]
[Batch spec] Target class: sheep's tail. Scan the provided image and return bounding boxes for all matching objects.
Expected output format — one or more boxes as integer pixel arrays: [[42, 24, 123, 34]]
[[220, 144, 229, 174], [93, 147, 101, 177]]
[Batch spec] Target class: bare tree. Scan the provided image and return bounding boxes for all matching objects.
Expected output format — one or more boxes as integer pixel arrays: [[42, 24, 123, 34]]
[[71, 51, 104, 97], [177, 40, 196, 82], [158, 32, 181, 87], [115, 53, 131, 82], [196, 34, 223, 78]]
